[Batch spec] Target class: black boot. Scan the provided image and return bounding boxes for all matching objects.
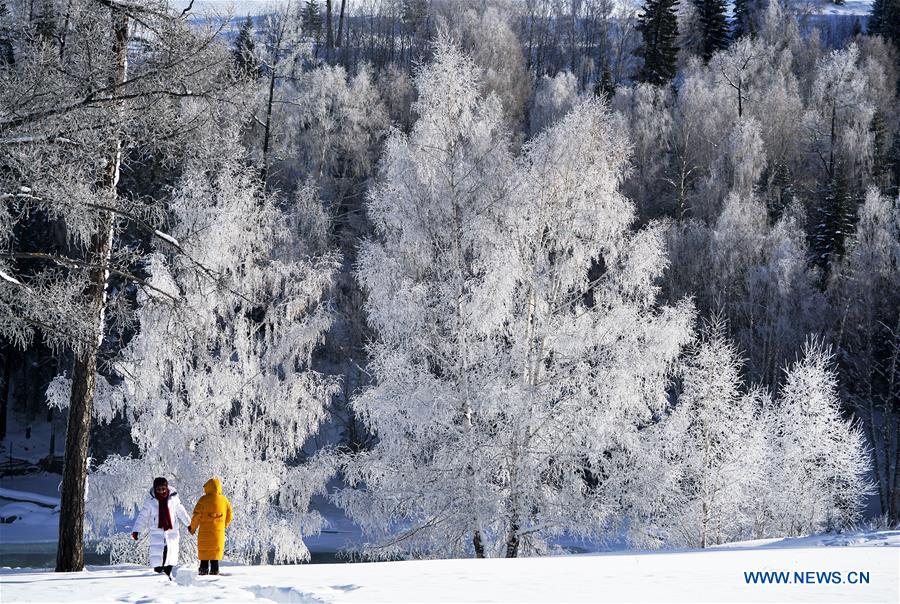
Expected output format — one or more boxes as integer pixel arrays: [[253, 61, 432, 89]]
[[153, 566, 164, 574], [163, 565, 173, 578], [199, 560, 209, 575], [209, 560, 219, 575]]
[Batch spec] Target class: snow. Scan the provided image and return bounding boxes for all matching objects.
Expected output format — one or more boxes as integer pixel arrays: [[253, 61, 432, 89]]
[[152, 229, 180, 248], [811, 0, 873, 16], [0, 417, 58, 464], [0, 268, 25, 287], [1, 537, 897, 603], [0, 488, 58, 507]]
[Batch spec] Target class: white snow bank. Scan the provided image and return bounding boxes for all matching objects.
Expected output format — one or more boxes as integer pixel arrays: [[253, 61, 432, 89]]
[[0, 488, 59, 507], [1, 539, 897, 603]]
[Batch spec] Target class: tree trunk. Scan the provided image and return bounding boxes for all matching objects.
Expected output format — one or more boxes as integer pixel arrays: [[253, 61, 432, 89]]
[[505, 520, 520, 558], [260, 64, 276, 187], [325, 0, 334, 54], [55, 7, 127, 574], [0, 350, 12, 440], [335, 0, 346, 48], [472, 528, 485, 558], [891, 435, 900, 524], [47, 407, 56, 461]]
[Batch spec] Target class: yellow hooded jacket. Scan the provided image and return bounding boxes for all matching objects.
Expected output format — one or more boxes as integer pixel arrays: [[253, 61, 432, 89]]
[[189, 478, 232, 560]]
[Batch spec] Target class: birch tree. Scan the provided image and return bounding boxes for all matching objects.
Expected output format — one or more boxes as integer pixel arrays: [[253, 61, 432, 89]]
[[336, 42, 693, 559], [0, 0, 245, 570], [78, 158, 339, 565], [769, 340, 872, 535], [335, 38, 516, 560]]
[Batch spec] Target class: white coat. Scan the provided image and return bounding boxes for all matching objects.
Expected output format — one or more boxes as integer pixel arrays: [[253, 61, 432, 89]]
[[133, 490, 191, 567]]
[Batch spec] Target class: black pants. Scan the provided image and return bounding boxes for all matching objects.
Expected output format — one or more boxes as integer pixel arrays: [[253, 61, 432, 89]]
[[153, 545, 173, 577], [199, 559, 219, 575]]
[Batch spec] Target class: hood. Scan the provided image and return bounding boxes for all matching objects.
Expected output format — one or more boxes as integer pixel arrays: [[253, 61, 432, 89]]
[[203, 478, 222, 495]]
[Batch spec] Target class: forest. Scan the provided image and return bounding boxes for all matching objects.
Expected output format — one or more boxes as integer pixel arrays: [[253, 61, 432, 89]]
[[0, 0, 898, 571]]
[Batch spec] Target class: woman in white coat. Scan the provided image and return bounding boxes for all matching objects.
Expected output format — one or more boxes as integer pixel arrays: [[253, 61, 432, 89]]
[[131, 477, 191, 577]]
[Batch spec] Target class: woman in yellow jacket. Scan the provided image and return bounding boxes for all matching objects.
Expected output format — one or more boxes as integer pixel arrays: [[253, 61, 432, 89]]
[[188, 477, 233, 575]]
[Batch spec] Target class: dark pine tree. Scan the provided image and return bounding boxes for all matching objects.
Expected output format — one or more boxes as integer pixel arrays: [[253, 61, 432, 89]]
[[636, 0, 680, 85], [34, 0, 57, 43], [594, 63, 616, 99], [0, 0, 14, 66], [766, 162, 793, 223], [887, 129, 900, 198], [812, 168, 855, 274], [870, 0, 885, 32], [871, 111, 890, 191], [696, 0, 728, 61], [232, 15, 259, 78], [301, 0, 323, 41], [732, 0, 754, 39], [870, 0, 900, 49]]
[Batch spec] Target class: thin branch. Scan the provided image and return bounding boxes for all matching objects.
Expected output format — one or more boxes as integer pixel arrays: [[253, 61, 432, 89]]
[[2, 251, 180, 304]]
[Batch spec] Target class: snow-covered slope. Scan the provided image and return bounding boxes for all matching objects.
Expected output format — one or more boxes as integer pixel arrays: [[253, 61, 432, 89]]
[[2, 536, 897, 603]]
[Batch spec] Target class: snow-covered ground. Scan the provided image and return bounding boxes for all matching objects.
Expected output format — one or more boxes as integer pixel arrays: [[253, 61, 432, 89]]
[[810, 0, 873, 16], [3, 474, 897, 602], [2, 536, 898, 603]]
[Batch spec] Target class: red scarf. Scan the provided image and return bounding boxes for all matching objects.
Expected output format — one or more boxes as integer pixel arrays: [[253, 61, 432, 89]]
[[156, 491, 173, 531]]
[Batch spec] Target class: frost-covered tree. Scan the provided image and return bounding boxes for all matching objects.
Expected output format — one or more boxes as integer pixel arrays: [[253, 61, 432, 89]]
[[0, 0, 245, 571], [280, 64, 388, 189], [77, 158, 340, 565], [650, 320, 763, 548], [768, 340, 872, 535], [336, 40, 694, 559], [335, 39, 516, 560], [828, 188, 900, 523], [663, 195, 826, 388], [803, 44, 876, 187], [487, 97, 693, 558], [445, 5, 533, 134], [529, 71, 579, 136], [613, 83, 675, 219]]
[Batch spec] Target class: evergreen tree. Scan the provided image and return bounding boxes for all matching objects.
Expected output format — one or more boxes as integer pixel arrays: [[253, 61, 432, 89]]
[[232, 15, 258, 78], [870, 0, 900, 49], [34, 0, 57, 43], [871, 111, 890, 192], [0, 0, 14, 67], [888, 129, 900, 198], [401, 0, 428, 33], [812, 169, 855, 273], [636, 0, 680, 85], [870, 0, 885, 33], [766, 162, 793, 222], [695, 0, 729, 61], [732, 0, 754, 39], [594, 63, 616, 99], [301, 0, 323, 40]]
